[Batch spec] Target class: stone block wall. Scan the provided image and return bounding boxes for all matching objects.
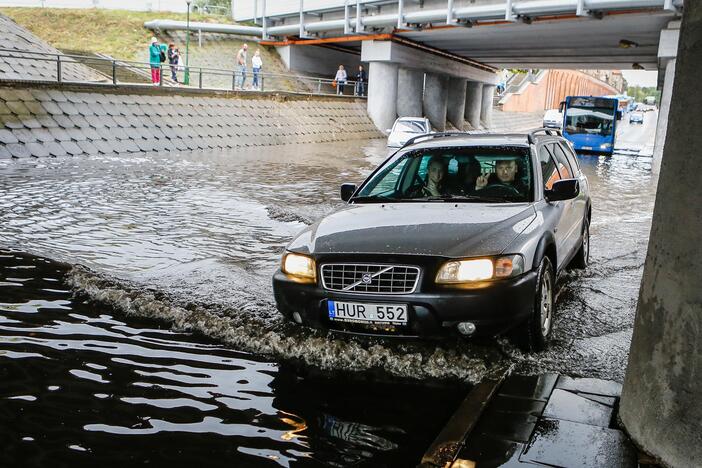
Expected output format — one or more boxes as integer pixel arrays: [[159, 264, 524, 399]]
[[0, 86, 380, 159]]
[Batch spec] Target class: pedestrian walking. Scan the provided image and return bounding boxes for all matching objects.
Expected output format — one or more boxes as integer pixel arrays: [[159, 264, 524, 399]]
[[334, 65, 347, 95], [167, 43, 179, 82], [355, 64, 367, 96], [149, 37, 162, 85], [251, 49, 263, 90], [236, 43, 248, 90]]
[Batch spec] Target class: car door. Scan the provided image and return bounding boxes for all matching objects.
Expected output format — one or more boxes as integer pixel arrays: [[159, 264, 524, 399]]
[[549, 142, 583, 258], [537, 143, 571, 271]]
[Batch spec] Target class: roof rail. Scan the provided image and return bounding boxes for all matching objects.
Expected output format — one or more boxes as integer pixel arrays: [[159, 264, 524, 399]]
[[527, 127, 562, 144], [400, 131, 470, 149]]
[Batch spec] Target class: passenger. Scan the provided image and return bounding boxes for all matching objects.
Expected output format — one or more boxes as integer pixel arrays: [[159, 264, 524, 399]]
[[410, 157, 448, 197], [475, 159, 527, 195], [456, 157, 482, 195], [334, 65, 347, 95]]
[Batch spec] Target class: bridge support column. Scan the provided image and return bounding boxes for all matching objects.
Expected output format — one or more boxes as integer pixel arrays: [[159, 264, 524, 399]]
[[423, 73, 448, 131], [652, 59, 676, 174], [620, 4, 702, 467], [397, 68, 424, 118], [464, 81, 483, 129], [481, 84, 495, 129], [447, 77, 467, 130], [367, 62, 398, 132]]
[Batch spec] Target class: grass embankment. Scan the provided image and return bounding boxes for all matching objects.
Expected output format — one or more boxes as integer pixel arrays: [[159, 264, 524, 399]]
[[0, 8, 232, 61]]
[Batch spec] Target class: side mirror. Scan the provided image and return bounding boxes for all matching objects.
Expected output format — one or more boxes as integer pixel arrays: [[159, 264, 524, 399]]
[[559, 101, 565, 113], [385, 129, 392, 135], [545, 179, 579, 202], [340, 183, 357, 202]]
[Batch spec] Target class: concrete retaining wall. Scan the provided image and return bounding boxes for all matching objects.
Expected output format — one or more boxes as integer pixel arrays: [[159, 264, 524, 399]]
[[0, 84, 380, 159]]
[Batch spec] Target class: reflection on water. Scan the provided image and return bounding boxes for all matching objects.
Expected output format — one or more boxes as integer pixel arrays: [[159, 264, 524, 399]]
[[0, 251, 465, 467]]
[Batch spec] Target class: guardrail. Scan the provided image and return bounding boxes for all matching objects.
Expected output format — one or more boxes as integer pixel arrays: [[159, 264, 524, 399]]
[[0, 48, 367, 98]]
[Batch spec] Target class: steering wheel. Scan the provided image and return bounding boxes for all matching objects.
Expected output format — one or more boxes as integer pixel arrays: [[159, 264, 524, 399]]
[[480, 183, 522, 197]]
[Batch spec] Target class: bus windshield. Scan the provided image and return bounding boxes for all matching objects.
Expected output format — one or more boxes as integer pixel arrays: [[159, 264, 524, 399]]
[[564, 106, 614, 136]]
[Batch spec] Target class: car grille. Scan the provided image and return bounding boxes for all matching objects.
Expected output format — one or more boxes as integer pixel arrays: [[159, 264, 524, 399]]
[[320, 264, 420, 294]]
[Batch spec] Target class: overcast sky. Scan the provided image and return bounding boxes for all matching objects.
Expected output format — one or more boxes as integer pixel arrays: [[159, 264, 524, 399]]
[[621, 70, 659, 88]]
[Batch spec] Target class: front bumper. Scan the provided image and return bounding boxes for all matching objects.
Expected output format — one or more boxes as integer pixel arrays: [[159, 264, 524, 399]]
[[272, 269, 537, 338]]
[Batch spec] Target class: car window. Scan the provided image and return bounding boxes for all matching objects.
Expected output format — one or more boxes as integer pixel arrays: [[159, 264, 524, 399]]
[[394, 120, 426, 133], [539, 145, 560, 190], [557, 142, 580, 176], [356, 146, 533, 203], [550, 143, 574, 179]]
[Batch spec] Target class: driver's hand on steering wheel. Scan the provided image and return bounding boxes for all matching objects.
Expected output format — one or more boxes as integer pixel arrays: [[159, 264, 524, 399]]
[[475, 174, 489, 190]]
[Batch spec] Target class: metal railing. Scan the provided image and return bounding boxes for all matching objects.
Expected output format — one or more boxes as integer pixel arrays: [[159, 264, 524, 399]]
[[0, 48, 367, 98]]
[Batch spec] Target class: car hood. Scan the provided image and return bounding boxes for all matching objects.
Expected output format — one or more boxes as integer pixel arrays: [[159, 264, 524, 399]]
[[288, 203, 537, 258]]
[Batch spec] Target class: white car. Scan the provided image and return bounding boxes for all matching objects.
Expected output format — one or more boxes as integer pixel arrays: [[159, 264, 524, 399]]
[[542, 109, 563, 129], [386, 117, 432, 147]]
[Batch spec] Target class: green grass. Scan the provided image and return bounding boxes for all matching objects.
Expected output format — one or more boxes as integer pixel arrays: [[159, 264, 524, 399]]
[[0, 7, 233, 61]]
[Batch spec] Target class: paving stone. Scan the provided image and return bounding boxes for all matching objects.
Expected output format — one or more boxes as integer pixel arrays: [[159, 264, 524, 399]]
[[48, 127, 71, 142], [46, 90, 67, 102], [60, 140, 83, 156], [85, 115, 106, 128], [111, 139, 129, 153], [134, 126, 152, 139], [101, 116, 118, 128], [6, 143, 30, 158], [30, 89, 52, 102], [135, 139, 155, 152], [52, 115, 76, 129], [90, 103, 108, 116], [103, 103, 122, 116], [93, 140, 116, 154], [46, 141, 67, 157], [68, 115, 92, 129], [0, 128, 18, 144], [542, 389, 613, 427], [94, 94, 113, 104], [522, 419, 636, 468], [25, 142, 50, 158], [95, 126, 114, 140], [41, 101, 64, 115], [110, 127, 129, 140], [555, 377, 622, 397], [23, 101, 45, 115], [80, 127, 101, 141], [65, 93, 84, 104], [112, 115, 131, 128], [6, 100, 30, 115], [13, 128, 37, 143], [576, 393, 617, 407], [31, 128, 56, 143], [76, 140, 98, 156], [57, 101, 79, 116], [0, 145, 11, 159], [75, 103, 95, 116], [66, 128, 87, 142], [122, 139, 141, 153]]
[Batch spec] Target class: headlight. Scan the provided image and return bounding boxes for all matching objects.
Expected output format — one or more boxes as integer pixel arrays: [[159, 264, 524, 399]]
[[282, 252, 316, 282], [435, 255, 524, 284], [600, 143, 612, 149]]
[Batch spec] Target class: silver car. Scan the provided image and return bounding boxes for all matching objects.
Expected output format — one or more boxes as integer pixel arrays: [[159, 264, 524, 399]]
[[273, 129, 591, 351], [386, 117, 432, 147]]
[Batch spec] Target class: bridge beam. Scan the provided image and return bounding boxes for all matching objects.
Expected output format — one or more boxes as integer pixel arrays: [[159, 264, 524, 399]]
[[423, 73, 449, 131], [367, 61, 399, 132], [447, 77, 467, 130], [480, 84, 495, 129], [464, 81, 483, 129]]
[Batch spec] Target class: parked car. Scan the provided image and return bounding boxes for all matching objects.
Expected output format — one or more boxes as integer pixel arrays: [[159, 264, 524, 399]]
[[273, 130, 591, 351], [542, 109, 563, 129], [386, 117, 432, 147], [629, 112, 644, 124]]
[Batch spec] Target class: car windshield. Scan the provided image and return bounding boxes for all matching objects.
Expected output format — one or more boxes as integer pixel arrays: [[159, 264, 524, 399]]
[[394, 120, 427, 133], [354, 146, 533, 203], [564, 107, 614, 136]]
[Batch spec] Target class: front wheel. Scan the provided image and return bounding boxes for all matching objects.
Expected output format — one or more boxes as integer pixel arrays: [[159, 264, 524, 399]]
[[569, 220, 589, 269], [512, 256, 555, 352]]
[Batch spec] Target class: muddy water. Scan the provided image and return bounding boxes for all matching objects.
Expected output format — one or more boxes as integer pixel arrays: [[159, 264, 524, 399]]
[[0, 115, 658, 464]]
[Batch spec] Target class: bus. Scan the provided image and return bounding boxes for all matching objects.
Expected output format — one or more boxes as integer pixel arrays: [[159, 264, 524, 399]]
[[560, 96, 618, 155]]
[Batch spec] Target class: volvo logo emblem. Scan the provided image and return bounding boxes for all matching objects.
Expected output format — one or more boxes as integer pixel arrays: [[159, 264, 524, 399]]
[[361, 274, 373, 284]]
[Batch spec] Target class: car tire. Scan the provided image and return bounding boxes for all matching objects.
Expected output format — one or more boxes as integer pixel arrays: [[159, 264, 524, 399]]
[[512, 256, 555, 352], [569, 219, 589, 269]]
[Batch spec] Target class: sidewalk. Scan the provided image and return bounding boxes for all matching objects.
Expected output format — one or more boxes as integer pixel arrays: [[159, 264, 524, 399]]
[[422, 373, 656, 468]]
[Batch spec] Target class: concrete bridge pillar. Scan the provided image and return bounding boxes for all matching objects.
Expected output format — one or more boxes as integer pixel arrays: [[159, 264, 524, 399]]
[[423, 73, 449, 131], [620, 3, 702, 467], [481, 84, 496, 129], [397, 68, 424, 118], [447, 77, 467, 130], [464, 81, 483, 129], [367, 62, 399, 132]]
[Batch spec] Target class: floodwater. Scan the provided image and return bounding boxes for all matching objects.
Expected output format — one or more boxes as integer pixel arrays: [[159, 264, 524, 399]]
[[0, 113, 658, 466]]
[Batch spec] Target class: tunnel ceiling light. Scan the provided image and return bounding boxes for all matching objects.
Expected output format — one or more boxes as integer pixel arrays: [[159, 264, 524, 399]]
[[619, 39, 639, 48]]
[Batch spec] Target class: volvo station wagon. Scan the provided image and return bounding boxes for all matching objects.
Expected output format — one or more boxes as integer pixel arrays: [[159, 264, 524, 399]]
[[273, 130, 591, 351]]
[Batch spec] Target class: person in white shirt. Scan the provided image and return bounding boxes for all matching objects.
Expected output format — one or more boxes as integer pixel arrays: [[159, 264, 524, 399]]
[[252, 50, 263, 90], [334, 65, 347, 95]]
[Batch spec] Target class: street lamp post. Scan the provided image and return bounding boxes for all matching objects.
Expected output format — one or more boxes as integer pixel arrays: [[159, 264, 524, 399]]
[[184, 0, 191, 85]]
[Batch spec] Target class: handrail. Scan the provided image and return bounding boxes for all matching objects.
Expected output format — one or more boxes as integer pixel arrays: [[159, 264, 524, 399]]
[[0, 47, 366, 97]]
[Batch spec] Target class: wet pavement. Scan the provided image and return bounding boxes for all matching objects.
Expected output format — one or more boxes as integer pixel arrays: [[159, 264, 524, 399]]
[[0, 250, 465, 467], [0, 112, 658, 465]]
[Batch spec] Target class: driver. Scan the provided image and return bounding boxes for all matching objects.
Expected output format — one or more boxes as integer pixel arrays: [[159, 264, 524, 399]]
[[475, 159, 527, 195]]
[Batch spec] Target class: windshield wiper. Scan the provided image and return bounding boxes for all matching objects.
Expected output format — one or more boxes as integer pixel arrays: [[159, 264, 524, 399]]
[[350, 195, 400, 203], [416, 195, 511, 203]]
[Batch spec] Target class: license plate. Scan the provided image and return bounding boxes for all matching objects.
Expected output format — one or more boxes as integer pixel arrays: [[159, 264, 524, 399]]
[[581, 146, 593, 150], [327, 300, 408, 325]]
